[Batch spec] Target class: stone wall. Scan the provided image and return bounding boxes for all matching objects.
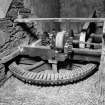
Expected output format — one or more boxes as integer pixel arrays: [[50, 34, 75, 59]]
[[60, 0, 105, 33], [24, 0, 60, 32], [0, 0, 38, 81], [24, 0, 105, 33], [0, 0, 37, 56], [0, 0, 12, 18]]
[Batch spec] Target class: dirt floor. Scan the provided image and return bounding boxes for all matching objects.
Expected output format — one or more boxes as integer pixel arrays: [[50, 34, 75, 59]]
[[0, 67, 104, 105]]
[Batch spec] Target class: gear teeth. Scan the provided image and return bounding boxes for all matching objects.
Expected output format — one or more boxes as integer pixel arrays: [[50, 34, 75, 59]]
[[68, 72, 73, 82], [33, 73, 37, 79], [27, 72, 33, 79], [25, 72, 31, 78], [34, 73, 40, 80], [9, 62, 97, 85], [31, 72, 34, 79], [75, 70, 80, 80], [46, 73, 51, 81], [54, 73, 58, 80], [38, 73, 44, 80], [59, 73, 64, 80], [50, 73, 55, 80], [65, 72, 69, 80], [36, 73, 42, 80], [20, 71, 25, 76], [70, 72, 73, 79], [78, 67, 83, 74], [63, 73, 68, 80], [77, 68, 83, 79], [58, 73, 61, 80], [23, 72, 29, 78], [29, 72, 35, 79], [58, 73, 60, 80], [42, 73, 47, 80]]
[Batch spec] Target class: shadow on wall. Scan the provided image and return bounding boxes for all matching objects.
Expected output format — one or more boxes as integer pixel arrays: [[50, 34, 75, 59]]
[[24, 0, 60, 32], [24, 0, 104, 33], [60, 0, 103, 33]]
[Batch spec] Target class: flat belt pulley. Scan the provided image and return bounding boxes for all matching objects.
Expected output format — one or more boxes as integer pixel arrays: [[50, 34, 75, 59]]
[[79, 31, 86, 48], [55, 31, 66, 49]]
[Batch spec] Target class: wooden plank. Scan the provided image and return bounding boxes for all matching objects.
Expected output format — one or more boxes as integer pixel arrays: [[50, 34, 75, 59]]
[[22, 46, 54, 60]]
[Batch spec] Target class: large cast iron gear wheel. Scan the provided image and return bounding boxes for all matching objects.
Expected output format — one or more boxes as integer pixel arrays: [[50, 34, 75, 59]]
[[9, 60, 97, 85]]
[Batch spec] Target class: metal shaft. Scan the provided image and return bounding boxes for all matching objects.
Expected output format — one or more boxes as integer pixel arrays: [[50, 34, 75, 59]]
[[73, 40, 102, 46]]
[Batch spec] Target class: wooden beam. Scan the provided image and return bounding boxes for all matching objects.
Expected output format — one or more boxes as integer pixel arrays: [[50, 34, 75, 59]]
[[1, 49, 20, 63], [15, 18, 105, 23]]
